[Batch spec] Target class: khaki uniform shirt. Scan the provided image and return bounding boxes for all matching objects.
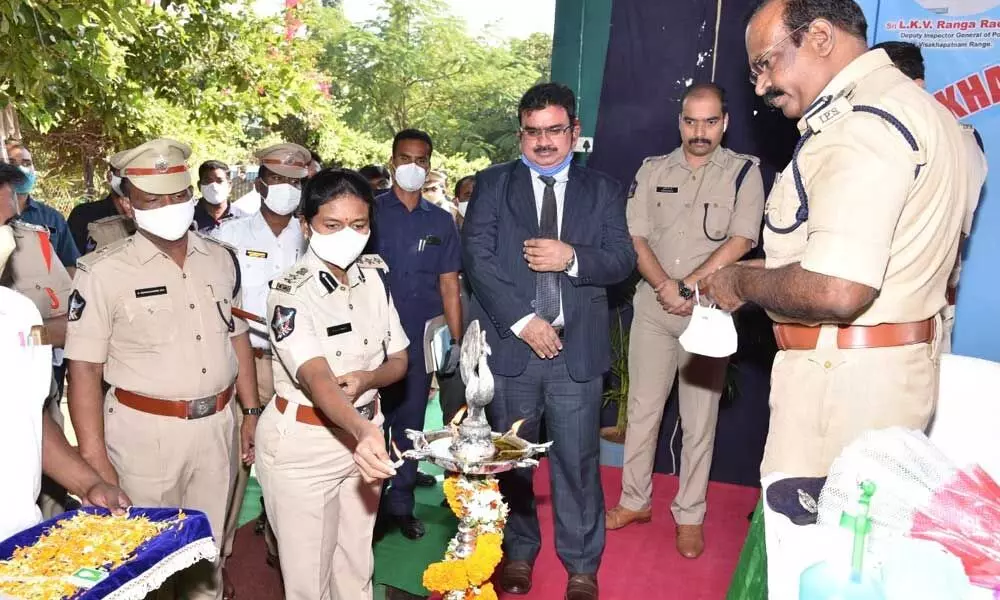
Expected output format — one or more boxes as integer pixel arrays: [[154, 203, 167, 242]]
[[626, 146, 765, 280], [949, 124, 988, 287], [6, 221, 73, 319], [267, 251, 409, 427], [64, 232, 249, 400], [763, 49, 971, 326], [86, 215, 135, 254]]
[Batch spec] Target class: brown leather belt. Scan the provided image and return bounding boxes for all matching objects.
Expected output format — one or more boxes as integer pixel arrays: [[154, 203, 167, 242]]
[[773, 318, 934, 351], [275, 395, 377, 427], [946, 286, 957, 306], [115, 385, 234, 420], [252, 348, 272, 359]]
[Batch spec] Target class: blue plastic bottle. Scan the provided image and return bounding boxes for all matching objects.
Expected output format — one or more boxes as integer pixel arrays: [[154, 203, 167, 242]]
[[799, 481, 886, 600]]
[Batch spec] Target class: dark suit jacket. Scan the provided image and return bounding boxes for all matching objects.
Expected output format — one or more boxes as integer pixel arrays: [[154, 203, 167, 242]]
[[461, 160, 637, 381]]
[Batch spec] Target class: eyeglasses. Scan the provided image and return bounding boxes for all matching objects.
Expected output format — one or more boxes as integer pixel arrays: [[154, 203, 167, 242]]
[[749, 23, 810, 85], [519, 125, 573, 139]]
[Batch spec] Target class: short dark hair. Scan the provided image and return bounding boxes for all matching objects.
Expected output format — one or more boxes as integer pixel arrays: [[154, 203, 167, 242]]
[[681, 82, 728, 114], [392, 129, 433, 157], [301, 168, 376, 227], [873, 41, 924, 81], [198, 160, 229, 183], [359, 165, 390, 181], [518, 82, 577, 125], [454, 175, 475, 198], [0, 162, 26, 189], [309, 149, 324, 167], [753, 0, 867, 45]]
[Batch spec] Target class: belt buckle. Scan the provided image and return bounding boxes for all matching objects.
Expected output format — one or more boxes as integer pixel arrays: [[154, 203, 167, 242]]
[[356, 401, 375, 421], [187, 396, 216, 419]]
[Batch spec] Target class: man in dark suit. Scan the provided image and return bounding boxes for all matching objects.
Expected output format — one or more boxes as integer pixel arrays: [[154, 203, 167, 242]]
[[462, 82, 636, 600]]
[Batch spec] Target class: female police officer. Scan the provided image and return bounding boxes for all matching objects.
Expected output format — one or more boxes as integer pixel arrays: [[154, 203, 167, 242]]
[[256, 169, 408, 600]]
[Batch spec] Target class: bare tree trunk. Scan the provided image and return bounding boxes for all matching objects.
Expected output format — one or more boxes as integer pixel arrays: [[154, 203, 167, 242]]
[[83, 153, 95, 199]]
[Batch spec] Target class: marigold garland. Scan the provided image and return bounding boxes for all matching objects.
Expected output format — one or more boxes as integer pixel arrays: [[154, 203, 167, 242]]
[[424, 475, 509, 598]]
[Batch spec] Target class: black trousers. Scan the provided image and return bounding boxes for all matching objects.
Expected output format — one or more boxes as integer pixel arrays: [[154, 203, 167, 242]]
[[487, 353, 605, 574]]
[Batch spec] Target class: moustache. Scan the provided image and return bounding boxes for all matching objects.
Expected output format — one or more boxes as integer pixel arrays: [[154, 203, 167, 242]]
[[763, 88, 786, 107], [688, 138, 712, 146], [533, 146, 558, 154]]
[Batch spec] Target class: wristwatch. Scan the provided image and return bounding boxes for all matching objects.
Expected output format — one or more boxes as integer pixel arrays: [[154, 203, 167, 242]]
[[677, 280, 694, 300], [242, 407, 263, 416], [564, 252, 576, 273]]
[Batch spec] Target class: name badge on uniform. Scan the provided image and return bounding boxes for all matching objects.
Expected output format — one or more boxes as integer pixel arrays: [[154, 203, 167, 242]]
[[135, 286, 167, 298], [656, 186, 678, 193], [327, 323, 352, 337], [246, 250, 268, 259]]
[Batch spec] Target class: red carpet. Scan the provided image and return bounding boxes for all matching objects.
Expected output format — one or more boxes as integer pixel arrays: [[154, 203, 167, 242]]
[[225, 464, 759, 599]]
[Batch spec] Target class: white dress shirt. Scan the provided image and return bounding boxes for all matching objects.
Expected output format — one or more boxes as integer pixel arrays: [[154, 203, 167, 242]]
[[212, 212, 307, 349], [0, 287, 52, 541], [231, 189, 261, 215], [510, 162, 580, 337]]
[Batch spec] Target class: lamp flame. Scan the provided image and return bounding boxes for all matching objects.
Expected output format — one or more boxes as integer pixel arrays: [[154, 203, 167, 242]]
[[450, 405, 467, 426], [510, 419, 526, 437]]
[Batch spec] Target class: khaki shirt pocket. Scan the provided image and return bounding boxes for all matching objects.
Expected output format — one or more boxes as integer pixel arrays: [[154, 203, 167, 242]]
[[122, 295, 177, 346], [206, 285, 236, 334], [701, 194, 736, 242]]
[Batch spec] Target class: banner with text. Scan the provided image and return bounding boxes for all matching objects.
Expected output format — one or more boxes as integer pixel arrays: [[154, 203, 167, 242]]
[[871, 0, 1000, 361]]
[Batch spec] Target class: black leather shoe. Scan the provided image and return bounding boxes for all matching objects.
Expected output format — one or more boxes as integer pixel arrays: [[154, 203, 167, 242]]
[[393, 514, 426, 540], [500, 560, 534, 595], [415, 472, 437, 487], [565, 573, 598, 600]]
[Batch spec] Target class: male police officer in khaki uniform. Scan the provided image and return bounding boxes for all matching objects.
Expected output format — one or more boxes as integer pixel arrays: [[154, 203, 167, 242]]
[[605, 83, 765, 559], [76, 150, 136, 255], [214, 142, 310, 578], [65, 138, 261, 600], [872, 41, 988, 353], [704, 0, 981, 477]]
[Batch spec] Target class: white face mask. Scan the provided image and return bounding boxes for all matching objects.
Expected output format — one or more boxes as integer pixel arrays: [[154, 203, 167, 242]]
[[110, 174, 123, 197], [132, 198, 195, 241], [0, 225, 15, 274], [678, 284, 738, 358], [201, 181, 231, 205], [394, 163, 427, 192], [458, 201, 469, 217], [309, 226, 370, 269], [262, 182, 301, 215]]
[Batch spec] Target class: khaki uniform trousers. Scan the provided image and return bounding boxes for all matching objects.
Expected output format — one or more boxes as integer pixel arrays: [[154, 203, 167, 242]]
[[761, 318, 942, 477], [222, 354, 277, 560], [255, 400, 381, 600], [620, 284, 727, 525], [104, 388, 236, 600]]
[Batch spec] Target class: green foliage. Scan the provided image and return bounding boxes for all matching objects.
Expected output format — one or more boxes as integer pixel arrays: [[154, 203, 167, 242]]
[[315, 0, 552, 164], [602, 310, 630, 432], [3, 0, 551, 209]]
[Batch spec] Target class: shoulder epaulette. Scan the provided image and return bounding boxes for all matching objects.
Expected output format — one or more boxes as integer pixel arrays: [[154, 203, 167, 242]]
[[357, 254, 389, 271], [11, 220, 47, 233], [641, 155, 669, 166], [960, 123, 976, 133], [270, 265, 313, 294], [726, 149, 761, 166], [92, 215, 127, 225], [77, 236, 132, 272], [196, 231, 237, 253]]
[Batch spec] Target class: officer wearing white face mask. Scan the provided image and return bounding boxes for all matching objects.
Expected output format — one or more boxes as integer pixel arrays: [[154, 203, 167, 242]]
[[65, 137, 261, 600], [231, 143, 308, 216], [258, 168, 408, 600], [195, 159, 246, 234], [210, 143, 309, 583]]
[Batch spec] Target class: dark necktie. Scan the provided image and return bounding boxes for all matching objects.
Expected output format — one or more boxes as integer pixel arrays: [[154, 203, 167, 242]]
[[535, 175, 560, 323]]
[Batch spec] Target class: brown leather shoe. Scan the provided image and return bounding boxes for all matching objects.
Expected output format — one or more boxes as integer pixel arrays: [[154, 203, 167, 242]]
[[500, 560, 534, 595], [565, 573, 598, 600], [605, 504, 652, 530], [676, 524, 705, 559]]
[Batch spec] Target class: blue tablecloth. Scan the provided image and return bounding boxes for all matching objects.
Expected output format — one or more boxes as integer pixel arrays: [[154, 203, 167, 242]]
[[0, 507, 216, 600]]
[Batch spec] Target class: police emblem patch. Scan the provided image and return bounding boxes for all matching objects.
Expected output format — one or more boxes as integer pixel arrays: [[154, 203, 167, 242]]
[[271, 305, 297, 342], [68, 290, 86, 322], [154, 156, 170, 173]]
